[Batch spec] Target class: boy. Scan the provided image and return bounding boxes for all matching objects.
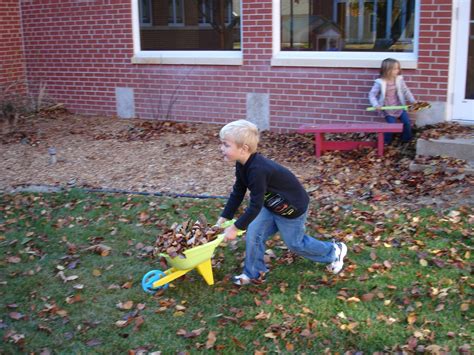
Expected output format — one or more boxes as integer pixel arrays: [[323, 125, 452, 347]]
[[216, 120, 347, 285]]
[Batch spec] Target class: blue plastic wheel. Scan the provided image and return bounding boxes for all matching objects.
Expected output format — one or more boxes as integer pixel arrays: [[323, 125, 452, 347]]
[[142, 270, 168, 293]]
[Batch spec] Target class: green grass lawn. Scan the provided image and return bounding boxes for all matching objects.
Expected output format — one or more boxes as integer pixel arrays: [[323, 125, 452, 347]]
[[0, 190, 472, 353]]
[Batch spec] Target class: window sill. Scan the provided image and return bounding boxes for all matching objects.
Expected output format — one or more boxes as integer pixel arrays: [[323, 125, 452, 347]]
[[132, 51, 243, 65], [271, 51, 418, 69]]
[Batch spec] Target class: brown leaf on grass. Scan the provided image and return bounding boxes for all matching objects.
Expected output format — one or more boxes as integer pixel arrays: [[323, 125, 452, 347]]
[[230, 336, 246, 350], [83, 244, 111, 256], [263, 332, 278, 339], [254, 311, 271, 320], [139, 211, 149, 222], [240, 319, 255, 330], [206, 331, 217, 349], [4, 330, 25, 347], [115, 319, 132, 328], [7, 256, 21, 263], [133, 316, 144, 332], [117, 301, 134, 310], [86, 338, 102, 347], [407, 313, 417, 325], [361, 293, 375, 302], [38, 324, 53, 334], [9, 312, 25, 320], [346, 296, 361, 303], [65, 294, 82, 304], [57, 271, 79, 283], [176, 328, 206, 339]]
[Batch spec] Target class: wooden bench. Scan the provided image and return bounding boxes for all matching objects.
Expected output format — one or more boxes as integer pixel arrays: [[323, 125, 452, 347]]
[[298, 123, 403, 157]]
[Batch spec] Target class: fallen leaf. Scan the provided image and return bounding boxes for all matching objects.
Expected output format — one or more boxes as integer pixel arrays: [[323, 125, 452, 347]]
[[407, 313, 417, 325], [206, 331, 217, 349], [133, 316, 144, 332], [361, 293, 374, 302], [57, 271, 79, 283], [230, 336, 246, 350], [65, 295, 82, 304], [9, 312, 24, 320], [7, 256, 21, 263], [255, 311, 271, 320], [117, 301, 134, 310], [86, 339, 102, 347], [264, 332, 277, 339]]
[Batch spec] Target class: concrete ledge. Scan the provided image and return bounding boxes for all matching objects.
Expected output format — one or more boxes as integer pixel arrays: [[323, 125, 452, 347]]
[[416, 138, 474, 161]]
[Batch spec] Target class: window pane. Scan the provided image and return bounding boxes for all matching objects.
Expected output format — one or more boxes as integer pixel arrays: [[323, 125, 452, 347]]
[[281, 0, 416, 52], [140, 0, 241, 51], [140, 0, 151, 24]]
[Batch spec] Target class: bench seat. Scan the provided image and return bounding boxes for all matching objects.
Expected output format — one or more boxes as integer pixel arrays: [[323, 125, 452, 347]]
[[298, 123, 403, 157]]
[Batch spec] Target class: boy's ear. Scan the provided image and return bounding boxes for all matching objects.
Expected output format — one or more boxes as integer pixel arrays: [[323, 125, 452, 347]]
[[241, 144, 251, 153]]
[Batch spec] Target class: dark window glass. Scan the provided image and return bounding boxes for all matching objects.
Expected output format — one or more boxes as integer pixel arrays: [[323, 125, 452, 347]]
[[281, 0, 416, 52], [139, 0, 241, 51]]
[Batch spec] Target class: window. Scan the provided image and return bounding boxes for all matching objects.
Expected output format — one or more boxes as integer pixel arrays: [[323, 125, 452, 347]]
[[273, 0, 419, 68], [137, 0, 240, 51]]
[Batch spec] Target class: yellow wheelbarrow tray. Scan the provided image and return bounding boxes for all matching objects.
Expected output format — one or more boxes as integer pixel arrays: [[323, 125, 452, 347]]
[[142, 221, 242, 293]]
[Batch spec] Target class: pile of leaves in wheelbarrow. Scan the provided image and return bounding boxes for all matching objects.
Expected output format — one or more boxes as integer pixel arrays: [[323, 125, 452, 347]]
[[154, 215, 224, 258]]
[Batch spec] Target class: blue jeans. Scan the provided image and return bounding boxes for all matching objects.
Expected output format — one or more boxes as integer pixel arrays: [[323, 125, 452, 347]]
[[243, 207, 336, 279], [384, 110, 412, 144]]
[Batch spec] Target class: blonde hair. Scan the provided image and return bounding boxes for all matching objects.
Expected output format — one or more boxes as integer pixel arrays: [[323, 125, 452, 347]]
[[380, 58, 401, 78], [219, 119, 259, 153]]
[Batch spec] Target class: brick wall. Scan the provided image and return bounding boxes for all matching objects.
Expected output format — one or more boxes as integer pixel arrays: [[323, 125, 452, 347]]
[[20, 0, 452, 131], [1, 0, 27, 94]]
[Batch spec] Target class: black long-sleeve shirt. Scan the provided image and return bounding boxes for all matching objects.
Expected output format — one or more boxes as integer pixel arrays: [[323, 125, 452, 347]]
[[221, 153, 309, 230]]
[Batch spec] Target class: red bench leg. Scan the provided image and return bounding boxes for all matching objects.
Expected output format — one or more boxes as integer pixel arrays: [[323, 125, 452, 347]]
[[377, 133, 384, 156], [315, 133, 323, 157]]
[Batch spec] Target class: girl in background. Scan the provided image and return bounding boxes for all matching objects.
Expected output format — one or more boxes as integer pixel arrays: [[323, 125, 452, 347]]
[[369, 58, 416, 144]]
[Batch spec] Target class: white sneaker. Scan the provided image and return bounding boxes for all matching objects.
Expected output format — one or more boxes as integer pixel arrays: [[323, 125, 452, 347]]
[[232, 273, 251, 286], [326, 242, 347, 274]]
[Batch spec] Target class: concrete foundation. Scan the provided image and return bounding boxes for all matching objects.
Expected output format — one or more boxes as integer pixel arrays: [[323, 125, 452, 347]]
[[246, 93, 270, 131], [115, 87, 135, 119]]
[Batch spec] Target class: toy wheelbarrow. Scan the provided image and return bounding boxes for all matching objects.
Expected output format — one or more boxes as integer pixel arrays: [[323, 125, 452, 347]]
[[142, 220, 242, 293]]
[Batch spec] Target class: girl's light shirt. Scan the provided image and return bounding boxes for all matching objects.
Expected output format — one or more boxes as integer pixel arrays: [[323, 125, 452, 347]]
[[384, 81, 404, 117]]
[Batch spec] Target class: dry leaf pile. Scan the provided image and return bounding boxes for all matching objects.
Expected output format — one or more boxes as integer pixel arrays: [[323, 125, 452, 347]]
[[419, 122, 473, 140], [155, 216, 224, 258], [94, 120, 195, 142]]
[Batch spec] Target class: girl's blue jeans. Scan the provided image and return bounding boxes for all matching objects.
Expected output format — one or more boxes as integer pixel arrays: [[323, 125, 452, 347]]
[[243, 207, 335, 279], [384, 110, 412, 144]]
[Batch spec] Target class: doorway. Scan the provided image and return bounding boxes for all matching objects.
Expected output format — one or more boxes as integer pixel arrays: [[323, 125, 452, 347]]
[[452, 0, 474, 122]]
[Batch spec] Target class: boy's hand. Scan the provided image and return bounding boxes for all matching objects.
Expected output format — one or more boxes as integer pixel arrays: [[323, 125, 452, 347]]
[[215, 217, 228, 227], [375, 105, 382, 111], [223, 224, 239, 242]]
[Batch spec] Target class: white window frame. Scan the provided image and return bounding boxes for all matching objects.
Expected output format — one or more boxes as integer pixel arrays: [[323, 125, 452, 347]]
[[139, 0, 152, 26], [131, 0, 243, 65], [272, 0, 420, 68]]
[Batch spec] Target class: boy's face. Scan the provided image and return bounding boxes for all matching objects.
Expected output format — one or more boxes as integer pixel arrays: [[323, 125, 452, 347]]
[[220, 138, 248, 163]]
